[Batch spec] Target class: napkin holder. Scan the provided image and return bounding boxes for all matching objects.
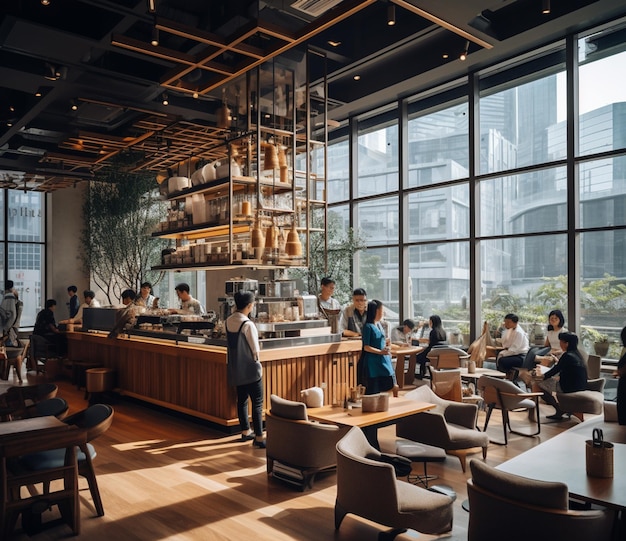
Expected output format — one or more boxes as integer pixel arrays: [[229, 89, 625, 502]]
[[585, 428, 613, 478]]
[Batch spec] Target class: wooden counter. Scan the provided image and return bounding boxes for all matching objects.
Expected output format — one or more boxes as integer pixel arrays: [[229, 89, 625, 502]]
[[67, 332, 362, 430]]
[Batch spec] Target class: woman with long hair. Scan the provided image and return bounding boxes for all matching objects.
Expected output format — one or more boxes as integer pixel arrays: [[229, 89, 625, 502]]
[[361, 300, 395, 395], [545, 309, 566, 355], [538, 332, 588, 420], [415, 315, 447, 379]]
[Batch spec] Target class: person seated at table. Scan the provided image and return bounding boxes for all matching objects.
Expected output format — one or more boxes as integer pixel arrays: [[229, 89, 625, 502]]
[[537, 332, 588, 420], [339, 288, 367, 337], [390, 319, 415, 345], [496, 313, 529, 376], [414, 315, 447, 379], [33, 299, 67, 356], [545, 309, 566, 357]]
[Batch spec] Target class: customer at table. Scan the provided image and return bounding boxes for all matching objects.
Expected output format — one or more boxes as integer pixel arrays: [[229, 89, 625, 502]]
[[317, 276, 341, 317], [496, 313, 529, 375], [615, 325, 626, 425], [390, 319, 416, 345], [226, 290, 265, 449], [33, 299, 67, 356], [171, 283, 205, 315], [339, 288, 367, 337], [362, 300, 395, 395], [414, 315, 447, 379], [545, 309, 566, 356], [538, 332, 588, 420]]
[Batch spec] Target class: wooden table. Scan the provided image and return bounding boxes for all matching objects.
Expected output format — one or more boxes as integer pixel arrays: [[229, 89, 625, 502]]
[[390, 345, 423, 388], [458, 366, 506, 383], [0, 416, 69, 441], [498, 417, 626, 510], [308, 396, 434, 428]]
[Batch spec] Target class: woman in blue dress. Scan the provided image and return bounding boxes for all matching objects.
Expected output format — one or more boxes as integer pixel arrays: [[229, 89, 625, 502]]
[[362, 299, 395, 395]]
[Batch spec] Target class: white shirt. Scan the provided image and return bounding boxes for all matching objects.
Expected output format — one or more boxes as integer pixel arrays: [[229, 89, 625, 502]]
[[74, 298, 101, 323], [500, 324, 529, 357]]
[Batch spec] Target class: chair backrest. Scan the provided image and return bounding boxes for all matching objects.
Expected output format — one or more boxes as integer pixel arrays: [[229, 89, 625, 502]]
[[431, 369, 463, 402], [467, 459, 614, 541], [29, 334, 52, 360], [586, 354, 601, 380], [427, 346, 469, 369], [477, 375, 528, 408], [33, 397, 69, 419], [63, 404, 114, 442], [269, 394, 308, 421]]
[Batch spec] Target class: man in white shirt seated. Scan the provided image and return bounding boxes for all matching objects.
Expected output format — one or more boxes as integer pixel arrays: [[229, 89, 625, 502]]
[[496, 313, 530, 374]]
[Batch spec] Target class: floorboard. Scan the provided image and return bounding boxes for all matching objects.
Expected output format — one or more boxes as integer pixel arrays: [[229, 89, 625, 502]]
[[2, 370, 588, 541]]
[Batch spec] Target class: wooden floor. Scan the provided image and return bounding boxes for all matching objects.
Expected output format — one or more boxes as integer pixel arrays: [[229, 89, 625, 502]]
[[3, 370, 590, 541]]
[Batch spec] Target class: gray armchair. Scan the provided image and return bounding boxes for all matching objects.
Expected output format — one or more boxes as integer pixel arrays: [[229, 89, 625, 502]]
[[335, 426, 454, 540], [556, 378, 605, 422], [467, 459, 615, 541], [266, 394, 345, 490], [396, 385, 488, 472], [477, 375, 542, 445]]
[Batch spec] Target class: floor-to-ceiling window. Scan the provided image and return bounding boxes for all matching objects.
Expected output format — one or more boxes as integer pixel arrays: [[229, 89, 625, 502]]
[[328, 17, 626, 358], [5, 189, 45, 327]]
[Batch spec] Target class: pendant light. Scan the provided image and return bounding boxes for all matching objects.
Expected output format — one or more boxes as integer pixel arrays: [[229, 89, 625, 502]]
[[217, 88, 232, 129], [285, 221, 302, 257]]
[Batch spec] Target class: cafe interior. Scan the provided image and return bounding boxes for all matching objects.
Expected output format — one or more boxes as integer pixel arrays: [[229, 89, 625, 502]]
[[1, 0, 626, 539]]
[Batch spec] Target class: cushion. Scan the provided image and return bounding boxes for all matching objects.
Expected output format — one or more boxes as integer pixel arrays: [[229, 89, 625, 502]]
[[470, 459, 568, 510], [300, 386, 324, 408], [20, 443, 95, 470], [270, 394, 308, 421]]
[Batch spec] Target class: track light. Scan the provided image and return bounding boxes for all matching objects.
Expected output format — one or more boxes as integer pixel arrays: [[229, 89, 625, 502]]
[[542, 0, 550, 14], [192, 91, 199, 99], [70, 100, 78, 111], [387, 3, 396, 26], [147, 0, 156, 13], [35, 88, 43, 97], [460, 40, 469, 61], [162, 93, 168, 106], [151, 26, 159, 46]]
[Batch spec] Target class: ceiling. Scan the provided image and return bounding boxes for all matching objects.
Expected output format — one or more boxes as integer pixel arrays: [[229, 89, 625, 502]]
[[1, 0, 625, 191]]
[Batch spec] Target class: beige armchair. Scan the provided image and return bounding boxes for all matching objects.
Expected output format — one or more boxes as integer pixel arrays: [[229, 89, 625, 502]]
[[555, 378, 605, 422], [266, 394, 345, 490], [467, 459, 615, 541], [395, 385, 488, 472], [426, 346, 469, 370], [477, 375, 542, 445], [335, 426, 454, 540]]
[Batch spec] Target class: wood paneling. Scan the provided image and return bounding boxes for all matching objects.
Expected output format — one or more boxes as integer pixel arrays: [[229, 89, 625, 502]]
[[68, 333, 362, 428]]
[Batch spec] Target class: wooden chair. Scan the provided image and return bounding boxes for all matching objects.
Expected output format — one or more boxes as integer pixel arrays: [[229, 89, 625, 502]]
[[430, 369, 463, 402], [20, 404, 114, 517], [0, 426, 86, 537], [0, 383, 59, 421]]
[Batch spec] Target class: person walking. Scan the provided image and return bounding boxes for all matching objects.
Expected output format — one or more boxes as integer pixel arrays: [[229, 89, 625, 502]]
[[226, 290, 265, 448]]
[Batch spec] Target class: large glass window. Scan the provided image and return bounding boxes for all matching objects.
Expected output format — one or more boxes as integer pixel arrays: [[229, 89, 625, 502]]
[[354, 246, 399, 323], [355, 196, 398, 246], [578, 26, 626, 156], [479, 167, 567, 237], [327, 139, 350, 203], [480, 65, 566, 175], [407, 184, 469, 242], [407, 101, 469, 188], [579, 157, 626, 228], [6, 190, 45, 327], [357, 116, 398, 197]]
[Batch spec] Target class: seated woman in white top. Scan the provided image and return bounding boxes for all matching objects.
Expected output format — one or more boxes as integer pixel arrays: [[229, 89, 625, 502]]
[[545, 309, 566, 356]]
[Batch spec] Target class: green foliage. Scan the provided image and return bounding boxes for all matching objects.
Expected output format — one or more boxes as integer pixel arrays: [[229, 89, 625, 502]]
[[81, 163, 167, 304], [291, 210, 367, 305], [581, 273, 626, 313]]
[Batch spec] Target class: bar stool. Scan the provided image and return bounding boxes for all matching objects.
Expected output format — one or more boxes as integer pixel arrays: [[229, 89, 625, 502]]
[[85, 368, 116, 404]]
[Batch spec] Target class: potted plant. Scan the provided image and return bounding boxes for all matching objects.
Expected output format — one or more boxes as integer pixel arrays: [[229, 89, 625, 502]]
[[581, 326, 610, 356], [458, 322, 470, 347]]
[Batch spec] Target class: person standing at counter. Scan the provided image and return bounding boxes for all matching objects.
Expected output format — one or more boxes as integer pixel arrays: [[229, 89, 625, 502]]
[[317, 277, 341, 317], [172, 283, 205, 315], [73, 290, 101, 325], [226, 290, 265, 449], [67, 285, 79, 319], [339, 288, 368, 337], [34, 299, 67, 356]]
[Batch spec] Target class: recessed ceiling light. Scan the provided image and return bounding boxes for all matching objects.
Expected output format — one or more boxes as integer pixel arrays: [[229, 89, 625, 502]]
[[162, 93, 168, 106], [442, 53, 449, 59], [192, 92, 199, 99], [9, 106, 15, 112], [353, 75, 361, 81], [70, 100, 78, 111], [41, 0, 50, 5], [328, 40, 341, 47]]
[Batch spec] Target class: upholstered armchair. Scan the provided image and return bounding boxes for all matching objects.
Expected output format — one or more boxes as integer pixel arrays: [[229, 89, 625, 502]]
[[556, 378, 605, 421], [265, 394, 345, 490], [335, 426, 454, 540], [396, 385, 488, 472], [467, 459, 615, 541]]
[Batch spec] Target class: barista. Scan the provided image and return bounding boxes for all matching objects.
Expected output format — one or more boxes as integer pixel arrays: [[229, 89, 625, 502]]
[[137, 281, 156, 308], [317, 277, 341, 318], [170, 282, 205, 315], [339, 288, 367, 337]]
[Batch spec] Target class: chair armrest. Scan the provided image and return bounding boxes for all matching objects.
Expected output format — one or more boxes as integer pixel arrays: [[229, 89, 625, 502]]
[[500, 391, 543, 398], [586, 378, 605, 393], [444, 402, 478, 429]]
